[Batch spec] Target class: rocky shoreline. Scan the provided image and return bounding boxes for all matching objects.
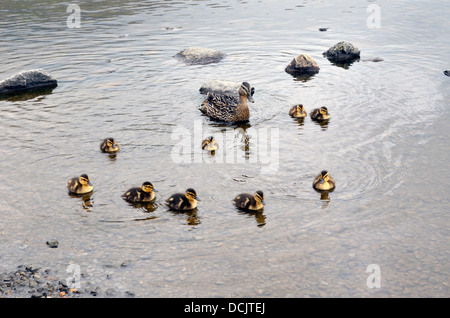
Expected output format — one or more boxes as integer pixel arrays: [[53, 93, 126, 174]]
[[0, 265, 135, 298]]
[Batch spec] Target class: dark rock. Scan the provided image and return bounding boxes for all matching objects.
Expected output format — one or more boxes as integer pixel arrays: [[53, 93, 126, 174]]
[[174, 47, 226, 65], [319, 28, 329, 31], [444, 70, 449, 77], [323, 41, 360, 63], [285, 53, 320, 76], [0, 69, 57, 97], [46, 239, 59, 248]]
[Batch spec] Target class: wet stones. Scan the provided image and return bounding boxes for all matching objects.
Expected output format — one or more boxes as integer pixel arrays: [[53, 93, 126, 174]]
[[0, 69, 57, 97], [175, 47, 226, 65], [46, 239, 59, 248], [285, 53, 320, 76], [323, 41, 361, 63], [199, 79, 241, 97]]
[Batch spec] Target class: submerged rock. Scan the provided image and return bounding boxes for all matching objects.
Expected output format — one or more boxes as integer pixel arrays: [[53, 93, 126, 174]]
[[285, 53, 320, 76], [199, 80, 241, 96], [444, 70, 449, 77], [319, 28, 329, 32], [362, 57, 384, 62], [174, 47, 226, 65], [323, 41, 360, 63], [0, 69, 57, 97]]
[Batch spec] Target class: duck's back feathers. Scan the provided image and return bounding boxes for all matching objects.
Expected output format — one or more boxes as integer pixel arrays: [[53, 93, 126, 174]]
[[166, 193, 197, 211], [122, 187, 155, 203], [232, 193, 254, 210]]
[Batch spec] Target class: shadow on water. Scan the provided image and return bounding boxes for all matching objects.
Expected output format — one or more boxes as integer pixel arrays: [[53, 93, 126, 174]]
[[167, 208, 201, 226], [0, 87, 56, 102], [236, 208, 267, 227], [68, 192, 94, 212]]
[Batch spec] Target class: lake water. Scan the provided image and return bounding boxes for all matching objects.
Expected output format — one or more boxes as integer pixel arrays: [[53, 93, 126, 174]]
[[0, 0, 449, 297]]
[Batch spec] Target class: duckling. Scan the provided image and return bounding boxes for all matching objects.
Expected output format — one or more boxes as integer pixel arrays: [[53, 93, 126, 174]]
[[67, 174, 93, 195], [313, 170, 336, 191], [198, 82, 255, 122], [232, 190, 266, 211], [122, 181, 157, 203], [289, 104, 307, 118], [201, 136, 219, 152], [100, 137, 119, 153], [310, 106, 330, 121], [166, 188, 200, 211]]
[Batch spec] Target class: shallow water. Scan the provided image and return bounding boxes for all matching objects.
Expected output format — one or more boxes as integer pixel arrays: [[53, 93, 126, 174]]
[[0, 0, 449, 297]]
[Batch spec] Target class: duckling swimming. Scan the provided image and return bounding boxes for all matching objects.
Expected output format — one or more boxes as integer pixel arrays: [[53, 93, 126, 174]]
[[232, 190, 266, 211], [122, 181, 157, 203], [166, 188, 200, 211], [100, 137, 119, 153], [313, 170, 335, 191], [289, 104, 307, 118], [310, 107, 330, 121], [67, 174, 93, 195], [202, 136, 219, 152], [198, 82, 255, 122]]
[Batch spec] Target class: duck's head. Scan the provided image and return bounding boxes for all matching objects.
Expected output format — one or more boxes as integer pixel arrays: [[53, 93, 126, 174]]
[[79, 174, 93, 186], [319, 107, 329, 116], [186, 188, 200, 201], [239, 82, 255, 103], [319, 170, 330, 184], [106, 137, 119, 149], [255, 190, 266, 205], [142, 181, 157, 193], [205, 136, 215, 144]]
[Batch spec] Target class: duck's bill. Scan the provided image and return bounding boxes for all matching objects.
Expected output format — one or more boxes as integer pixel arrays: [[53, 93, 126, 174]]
[[247, 94, 255, 103], [261, 199, 266, 205], [195, 197, 201, 201], [88, 181, 93, 186]]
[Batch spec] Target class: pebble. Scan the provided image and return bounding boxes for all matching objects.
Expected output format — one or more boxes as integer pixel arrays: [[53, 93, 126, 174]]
[[46, 239, 59, 248]]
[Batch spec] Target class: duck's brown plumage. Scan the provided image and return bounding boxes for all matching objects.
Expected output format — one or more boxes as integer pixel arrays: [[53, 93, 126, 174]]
[[199, 82, 254, 122], [310, 107, 330, 121], [232, 190, 265, 211], [100, 137, 120, 153], [166, 188, 199, 211], [313, 170, 335, 191], [67, 174, 93, 195], [122, 182, 156, 203]]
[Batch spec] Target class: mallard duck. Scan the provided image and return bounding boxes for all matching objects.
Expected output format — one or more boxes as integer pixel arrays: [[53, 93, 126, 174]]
[[232, 190, 266, 211], [198, 82, 255, 122], [289, 104, 307, 118], [313, 170, 335, 191], [122, 181, 157, 203], [310, 107, 330, 121], [166, 188, 200, 211], [202, 136, 219, 151], [100, 137, 119, 153], [67, 174, 93, 195]]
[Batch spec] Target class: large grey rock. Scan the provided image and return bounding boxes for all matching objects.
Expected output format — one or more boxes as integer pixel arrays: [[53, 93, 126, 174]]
[[323, 41, 360, 63], [285, 54, 320, 76], [199, 80, 241, 96], [0, 69, 57, 96], [175, 47, 226, 65]]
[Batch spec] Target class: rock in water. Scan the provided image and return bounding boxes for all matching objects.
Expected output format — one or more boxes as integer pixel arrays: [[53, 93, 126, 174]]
[[285, 53, 320, 76], [199, 80, 241, 96], [323, 41, 361, 63], [0, 69, 57, 97], [174, 47, 226, 65], [444, 70, 450, 77]]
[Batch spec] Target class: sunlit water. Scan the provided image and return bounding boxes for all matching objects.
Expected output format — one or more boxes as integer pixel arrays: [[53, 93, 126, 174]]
[[0, 0, 449, 297]]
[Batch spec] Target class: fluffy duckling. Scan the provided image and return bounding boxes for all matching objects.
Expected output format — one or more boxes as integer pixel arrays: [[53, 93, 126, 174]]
[[166, 188, 200, 211], [122, 181, 157, 203], [67, 174, 93, 195], [198, 82, 255, 122], [310, 106, 330, 121], [202, 136, 219, 152], [233, 190, 266, 211], [313, 170, 336, 191], [289, 104, 307, 118], [100, 137, 120, 153]]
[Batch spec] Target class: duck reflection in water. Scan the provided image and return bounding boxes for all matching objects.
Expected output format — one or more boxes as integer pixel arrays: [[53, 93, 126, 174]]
[[168, 208, 201, 226], [69, 192, 94, 213]]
